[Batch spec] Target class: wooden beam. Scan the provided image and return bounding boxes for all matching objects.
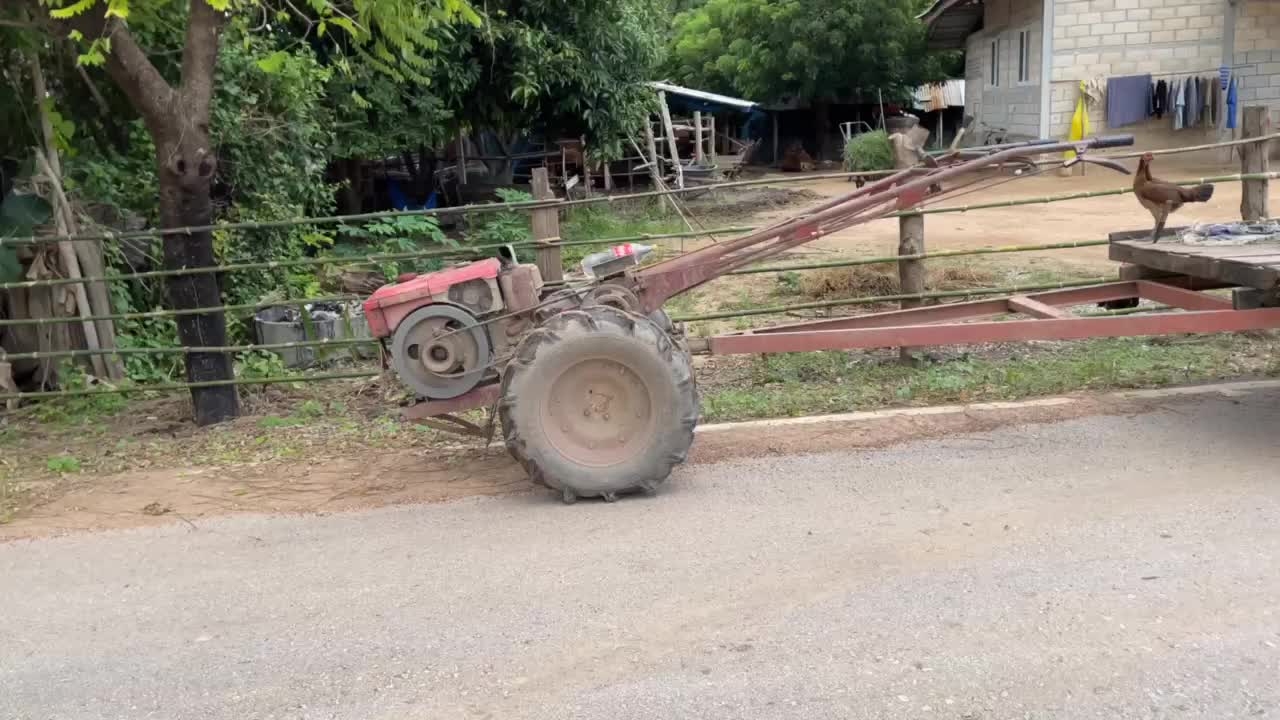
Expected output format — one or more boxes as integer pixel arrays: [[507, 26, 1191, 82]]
[[1240, 106, 1271, 222], [530, 168, 563, 284], [1007, 296, 1072, 319], [693, 111, 705, 164]]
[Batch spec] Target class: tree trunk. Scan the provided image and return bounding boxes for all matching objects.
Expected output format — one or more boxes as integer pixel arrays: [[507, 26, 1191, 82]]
[[157, 140, 239, 425], [52, 0, 239, 424]]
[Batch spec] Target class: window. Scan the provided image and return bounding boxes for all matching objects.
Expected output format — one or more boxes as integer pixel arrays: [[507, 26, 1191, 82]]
[[989, 38, 1001, 87], [1017, 29, 1032, 83]]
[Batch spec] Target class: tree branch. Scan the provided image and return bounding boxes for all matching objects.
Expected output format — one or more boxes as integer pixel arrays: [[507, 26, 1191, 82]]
[[180, 0, 225, 124], [52, 3, 176, 133]]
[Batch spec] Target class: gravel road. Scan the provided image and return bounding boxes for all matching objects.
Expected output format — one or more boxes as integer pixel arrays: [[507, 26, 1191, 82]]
[[3, 387, 1280, 719]]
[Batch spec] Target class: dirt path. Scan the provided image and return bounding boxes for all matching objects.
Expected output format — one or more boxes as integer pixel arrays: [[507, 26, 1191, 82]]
[[700, 156, 1280, 276], [7, 381, 1274, 540]]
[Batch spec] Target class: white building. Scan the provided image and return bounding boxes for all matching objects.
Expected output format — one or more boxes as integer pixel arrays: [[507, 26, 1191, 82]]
[[921, 0, 1280, 148]]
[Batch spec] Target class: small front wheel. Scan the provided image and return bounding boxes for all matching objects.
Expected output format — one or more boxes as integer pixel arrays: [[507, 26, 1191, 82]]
[[499, 306, 699, 502]]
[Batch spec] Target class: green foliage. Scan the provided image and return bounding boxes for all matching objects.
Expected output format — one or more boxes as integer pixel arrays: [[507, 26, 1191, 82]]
[[844, 130, 894, 172], [558, 204, 682, 271], [337, 214, 451, 280], [0, 191, 52, 282], [465, 188, 533, 246], [46, 455, 83, 474], [668, 0, 952, 106], [446, 0, 667, 158], [29, 363, 127, 424], [236, 350, 287, 380]]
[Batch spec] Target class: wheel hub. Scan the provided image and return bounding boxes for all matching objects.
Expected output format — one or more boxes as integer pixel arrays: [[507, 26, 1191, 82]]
[[391, 304, 491, 399], [544, 358, 653, 467]]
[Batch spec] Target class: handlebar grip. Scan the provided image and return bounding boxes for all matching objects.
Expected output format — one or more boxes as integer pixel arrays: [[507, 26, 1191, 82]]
[[1089, 134, 1135, 149]]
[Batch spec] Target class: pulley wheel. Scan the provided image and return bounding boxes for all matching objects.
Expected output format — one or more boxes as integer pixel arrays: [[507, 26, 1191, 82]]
[[391, 304, 491, 399]]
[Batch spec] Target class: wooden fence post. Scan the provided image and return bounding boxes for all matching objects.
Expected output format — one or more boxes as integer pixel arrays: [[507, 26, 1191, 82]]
[[642, 121, 668, 213], [1240, 106, 1271, 222], [530, 168, 563, 285], [898, 213, 926, 364], [693, 111, 705, 164], [657, 91, 684, 189]]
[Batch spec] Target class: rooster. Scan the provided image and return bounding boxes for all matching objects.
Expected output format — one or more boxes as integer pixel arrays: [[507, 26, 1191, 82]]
[[1134, 152, 1214, 242]]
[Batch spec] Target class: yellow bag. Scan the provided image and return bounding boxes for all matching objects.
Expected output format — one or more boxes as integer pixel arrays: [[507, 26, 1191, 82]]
[[1065, 80, 1090, 160]]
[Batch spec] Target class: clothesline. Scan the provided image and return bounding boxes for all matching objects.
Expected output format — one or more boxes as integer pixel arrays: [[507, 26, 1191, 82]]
[[1147, 64, 1248, 78]]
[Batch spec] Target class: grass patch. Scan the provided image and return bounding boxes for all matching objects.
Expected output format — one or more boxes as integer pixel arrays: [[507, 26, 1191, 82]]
[[797, 261, 999, 300], [559, 205, 684, 272], [701, 334, 1280, 422]]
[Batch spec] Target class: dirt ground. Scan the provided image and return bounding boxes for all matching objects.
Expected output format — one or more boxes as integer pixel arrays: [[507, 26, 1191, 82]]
[[4, 154, 1278, 538], [2, 387, 1161, 540]]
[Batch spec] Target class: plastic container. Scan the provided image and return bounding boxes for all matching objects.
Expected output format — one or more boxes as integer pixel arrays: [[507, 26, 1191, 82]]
[[581, 243, 654, 279]]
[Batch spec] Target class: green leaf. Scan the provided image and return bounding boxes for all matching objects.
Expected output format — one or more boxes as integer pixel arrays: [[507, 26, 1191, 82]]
[[0, 192, 53, 237], [49, 0, 97, 19], [204, 0, 229, 11], [0, 192, 52, 284], [105, 0, 129, 20], [255, 50, 289, 74]]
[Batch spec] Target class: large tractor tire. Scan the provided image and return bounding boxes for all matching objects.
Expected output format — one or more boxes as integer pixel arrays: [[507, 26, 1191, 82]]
[[499, 305, 699, 503]]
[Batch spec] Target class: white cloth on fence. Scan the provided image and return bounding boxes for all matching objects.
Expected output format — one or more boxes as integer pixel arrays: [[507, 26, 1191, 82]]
[[1178, 221, 1280, 245]]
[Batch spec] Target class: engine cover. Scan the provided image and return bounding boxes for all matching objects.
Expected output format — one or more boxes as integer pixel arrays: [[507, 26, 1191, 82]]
[[363, 258, 504, 338]]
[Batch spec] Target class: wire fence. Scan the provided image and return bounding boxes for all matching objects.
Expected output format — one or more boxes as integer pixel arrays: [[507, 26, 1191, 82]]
[[2, 132, 1276, 403]]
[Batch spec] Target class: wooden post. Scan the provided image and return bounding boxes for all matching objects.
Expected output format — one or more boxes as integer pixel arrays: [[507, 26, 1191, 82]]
[[530, 168, 563, 285], [693, 111, 705, 164], [1240, 106, 1271, 222], [603, 160, 613, 191], [772, 111, 780, 166], [457, 134, 467, 186], [657, 91, 684, 189], [582, 140, 592, 197], [708, 115, 716, 164], [642, 121, 668, 212], [897, 213, 926, 364]]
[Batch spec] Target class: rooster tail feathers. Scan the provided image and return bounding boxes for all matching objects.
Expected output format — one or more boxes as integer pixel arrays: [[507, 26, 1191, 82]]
[[1189, 184, 1214, 202]]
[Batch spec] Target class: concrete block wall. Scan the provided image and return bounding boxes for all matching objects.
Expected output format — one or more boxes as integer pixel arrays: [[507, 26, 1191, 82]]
[[965, 0, 1044, 138], [1233, 0, 1280, 123], [1047, 0, 1225, 148]]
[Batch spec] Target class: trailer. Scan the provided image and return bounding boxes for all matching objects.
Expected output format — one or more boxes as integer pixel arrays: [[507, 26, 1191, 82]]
[[366, 133, 1280, 503]]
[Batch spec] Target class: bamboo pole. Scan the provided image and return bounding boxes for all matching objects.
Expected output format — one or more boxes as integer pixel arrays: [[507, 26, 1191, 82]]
[[638, 128, 668, 212], [32, 153, 109, 378], [0, 295, 360, 328], [0, 226, 757, 291], [1, 337, 378, 362], [729, 238, 1113, 275], [0, 370, 382, 401], [671, 277, 1112, 322], [8, 162, 1278, 247], [657, 91, 684, 189]]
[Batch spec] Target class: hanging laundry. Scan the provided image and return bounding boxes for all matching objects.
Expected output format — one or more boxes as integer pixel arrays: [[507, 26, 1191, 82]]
[[1184, 75, 1199, 128], [1220, 66, 1231, 91], [1226, 77, 1238, 130], [1173, 78, 1185, 131], [1210, 78, 1221, 127], [1153, 79, 1168, 118], [1106, 74, 1153, 128], [1065, 80, 1091, 162], [1200, 76, 1213, 127]]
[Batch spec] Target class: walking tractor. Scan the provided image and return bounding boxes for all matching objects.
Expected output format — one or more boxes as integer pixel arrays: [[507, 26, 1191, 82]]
[[363, 134, 1280, 503]]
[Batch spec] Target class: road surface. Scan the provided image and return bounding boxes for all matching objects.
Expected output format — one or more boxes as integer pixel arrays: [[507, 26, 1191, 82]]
[[3, 386, 1280, 719]]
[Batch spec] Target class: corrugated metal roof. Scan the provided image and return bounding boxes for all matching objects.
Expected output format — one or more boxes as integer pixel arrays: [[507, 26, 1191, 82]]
[[912, 79, 966, 110], [919, 0, 985, 50], [648, 81, 758, 110]]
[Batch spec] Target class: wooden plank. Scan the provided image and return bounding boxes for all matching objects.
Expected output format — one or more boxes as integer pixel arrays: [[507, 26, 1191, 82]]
[[1007, 296, 1072, 319], [1109, 241, 1280, 289]]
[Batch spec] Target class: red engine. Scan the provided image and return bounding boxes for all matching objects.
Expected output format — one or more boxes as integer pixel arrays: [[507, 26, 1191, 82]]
[[364, 258, 543, 400]]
